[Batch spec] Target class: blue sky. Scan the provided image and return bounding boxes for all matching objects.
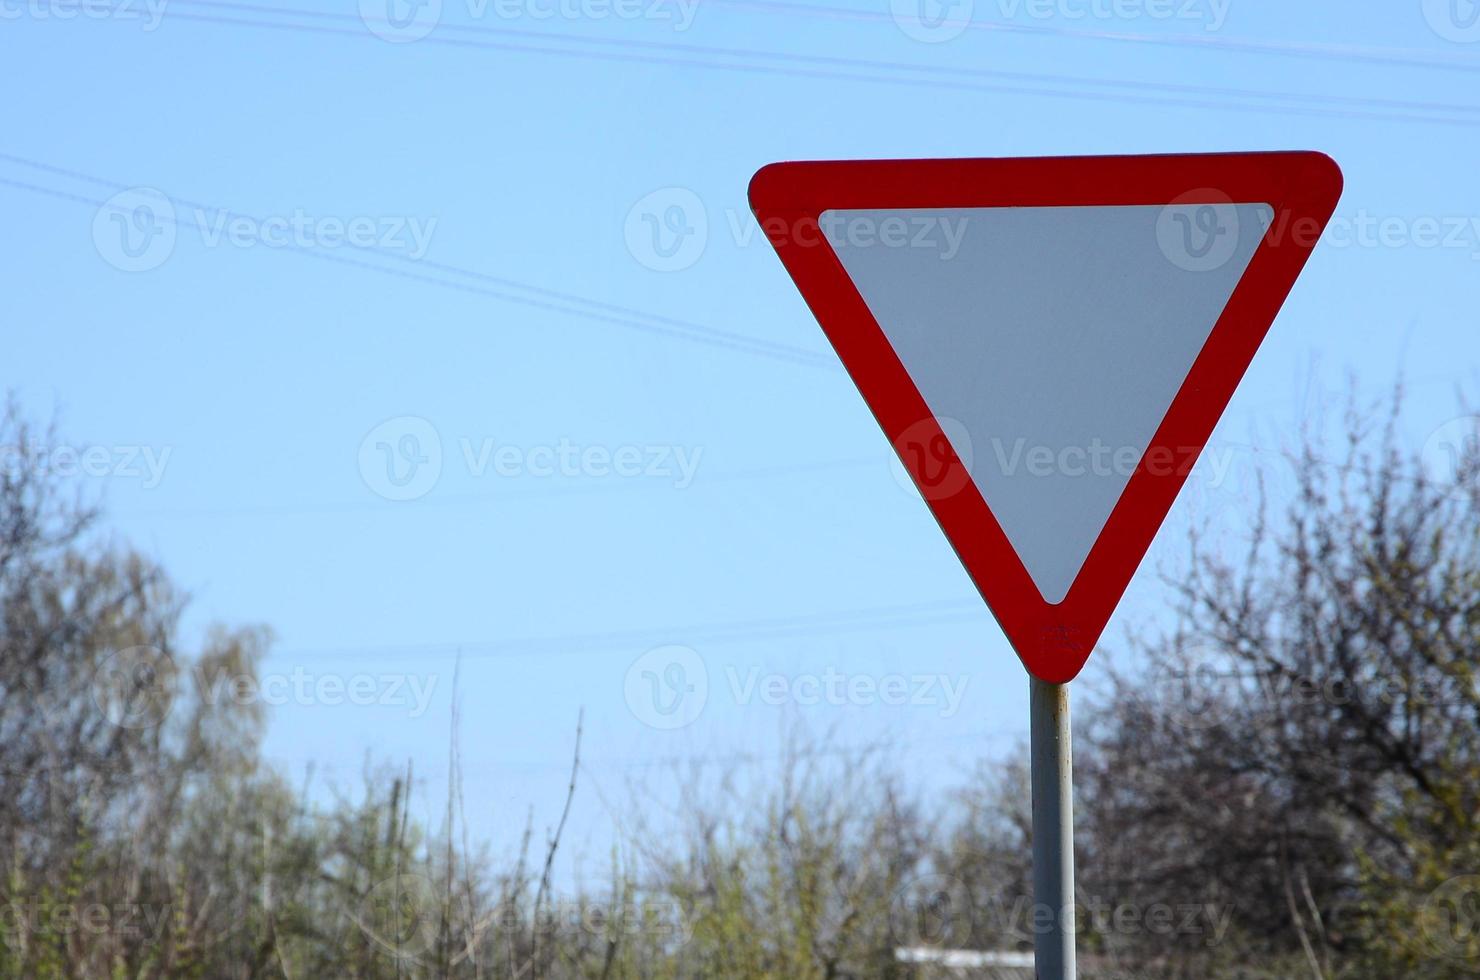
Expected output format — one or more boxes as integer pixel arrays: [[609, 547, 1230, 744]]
[[4, 0, 1480, 877]]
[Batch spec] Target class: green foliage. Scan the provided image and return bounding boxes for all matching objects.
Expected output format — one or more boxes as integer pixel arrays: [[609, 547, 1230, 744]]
[[2, 390, 1477, 978]]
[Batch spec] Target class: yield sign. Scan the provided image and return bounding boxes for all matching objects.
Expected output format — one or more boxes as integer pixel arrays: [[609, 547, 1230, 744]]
[[750, 152, 1342, 683]]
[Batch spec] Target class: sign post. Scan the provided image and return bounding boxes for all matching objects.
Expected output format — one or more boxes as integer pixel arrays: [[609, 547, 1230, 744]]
[[1030, 678, 1075, 979], [748, 152, 1342, 979]]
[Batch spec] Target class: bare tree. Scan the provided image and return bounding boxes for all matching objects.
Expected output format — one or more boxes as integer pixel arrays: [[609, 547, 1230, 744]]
[[1074, 388, 1480, 977]]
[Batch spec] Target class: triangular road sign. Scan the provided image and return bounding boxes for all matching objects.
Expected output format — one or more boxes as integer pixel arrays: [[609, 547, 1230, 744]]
[[750, 152, 1342, 683]]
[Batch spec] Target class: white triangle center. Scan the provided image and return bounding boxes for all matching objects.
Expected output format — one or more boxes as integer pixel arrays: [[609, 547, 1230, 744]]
[[825, 203, 1271, 604]]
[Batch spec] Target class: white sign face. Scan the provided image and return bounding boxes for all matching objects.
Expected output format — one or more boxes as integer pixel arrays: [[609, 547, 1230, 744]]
[[824, 203, 1272, 603]]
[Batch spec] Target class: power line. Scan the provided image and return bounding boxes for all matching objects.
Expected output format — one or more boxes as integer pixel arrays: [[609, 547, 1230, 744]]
[[109, 455, 884, 520], [572, 726, 1021, 774], [260, 725, 1023, 775], [0, 153, 828, 368], [0, 166, 834, 369], [266, 597, 991, 662], [96, 0, 1480, 127], [701, 0, 1480, 75], [311, 0, 1480, 119]]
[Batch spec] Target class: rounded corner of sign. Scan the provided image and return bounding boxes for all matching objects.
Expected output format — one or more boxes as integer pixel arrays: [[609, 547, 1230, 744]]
[[1299, 151, 1344, 205], [1039, 585, 1073, 608], [747, 162, 793, 212], [1300, 149, 1343, 179], [1279, 151, 1344, 214], [1025, 660, 1087, 686], [1016, 617, 1098, 685]]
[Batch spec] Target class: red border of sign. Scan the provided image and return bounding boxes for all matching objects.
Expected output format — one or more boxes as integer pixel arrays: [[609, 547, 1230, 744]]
[[749, 152, 1342, 683]]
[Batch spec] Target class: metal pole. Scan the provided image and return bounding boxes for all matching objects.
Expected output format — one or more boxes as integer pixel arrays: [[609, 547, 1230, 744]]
[[1030, 676, 1077, 980]]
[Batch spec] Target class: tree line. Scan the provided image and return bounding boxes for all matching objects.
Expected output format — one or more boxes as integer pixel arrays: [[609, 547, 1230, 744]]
[[1, 389, 1475, 978]]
